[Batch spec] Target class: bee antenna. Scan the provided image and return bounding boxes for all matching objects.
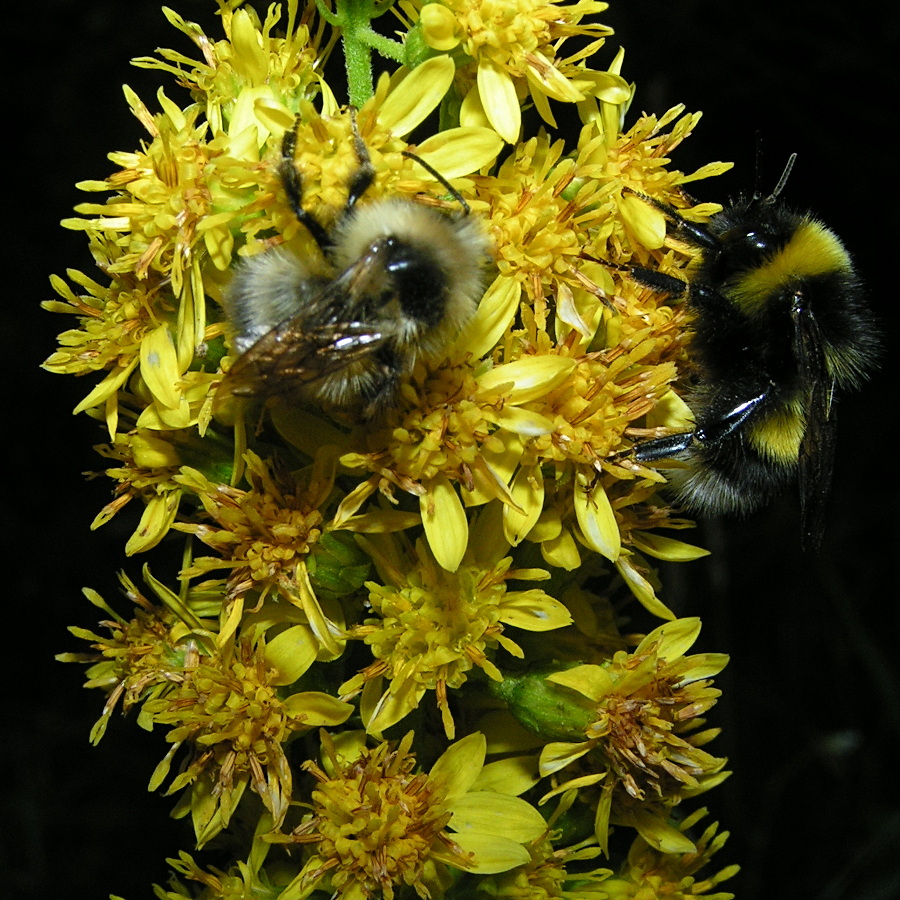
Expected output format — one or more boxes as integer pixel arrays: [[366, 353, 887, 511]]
[[767, 153, 798, 202], [751, 130, 765, 200], [401, 150, 471, 215]]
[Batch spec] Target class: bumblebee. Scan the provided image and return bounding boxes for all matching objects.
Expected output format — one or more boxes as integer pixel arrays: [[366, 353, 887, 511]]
[[623, 156, 880, 547], [219, 115, 490, 419]]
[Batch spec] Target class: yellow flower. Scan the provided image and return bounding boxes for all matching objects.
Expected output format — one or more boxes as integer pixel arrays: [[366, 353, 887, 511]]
[[413, 0, 628, 143], [340, 506, 573, 738], [145, 636, 353, 844], [90, 430, 185, 554], [275, 731, 548, 899], [59, 568, 352, 845], [173, 448, 346, 656], [533, 619, 729, 851], [603, 808, 739, 900]]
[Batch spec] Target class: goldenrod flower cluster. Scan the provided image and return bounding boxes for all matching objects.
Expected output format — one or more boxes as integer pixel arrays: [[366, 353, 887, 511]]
[[50, 1, 738, 897]]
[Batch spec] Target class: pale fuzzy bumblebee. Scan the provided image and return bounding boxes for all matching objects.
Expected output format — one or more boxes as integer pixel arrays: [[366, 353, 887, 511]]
[[220, 116, 491, 419], [623, 156, 880, 547]]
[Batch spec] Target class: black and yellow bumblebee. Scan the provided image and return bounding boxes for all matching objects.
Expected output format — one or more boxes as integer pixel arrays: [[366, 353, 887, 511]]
[[623, 156, 880, 547]]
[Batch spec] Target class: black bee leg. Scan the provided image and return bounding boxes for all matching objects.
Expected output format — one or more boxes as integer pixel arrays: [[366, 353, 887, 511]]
[[630, 266, 689, 298], [279, 117, 331, 251], [632, 431, 696, 461], [345, 108, 376, 211], [627, 389, 770, 461]]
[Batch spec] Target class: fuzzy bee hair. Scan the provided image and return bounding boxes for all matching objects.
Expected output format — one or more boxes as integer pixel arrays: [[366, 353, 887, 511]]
[[219, 115, 491, 419], [622, 156, 880, 547]]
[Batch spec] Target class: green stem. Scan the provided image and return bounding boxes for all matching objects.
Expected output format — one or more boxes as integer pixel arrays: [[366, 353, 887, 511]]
[[318, 0, 406, 107]]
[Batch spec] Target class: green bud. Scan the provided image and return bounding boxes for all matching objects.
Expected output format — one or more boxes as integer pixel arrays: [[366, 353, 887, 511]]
[[491, 666, 595, 742], [307, 533, 371, 599]]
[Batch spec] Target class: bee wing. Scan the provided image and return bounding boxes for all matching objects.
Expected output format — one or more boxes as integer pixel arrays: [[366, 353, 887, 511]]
[[793, 293, 837, 549], [220, 242, 394, 400]]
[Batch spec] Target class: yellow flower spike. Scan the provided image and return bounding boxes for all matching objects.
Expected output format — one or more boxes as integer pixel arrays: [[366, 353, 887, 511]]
[[377, 56, 456, 136], [421, 472, 469, 572], [52, 0, 745, 889], [574, 472, 621, 562]]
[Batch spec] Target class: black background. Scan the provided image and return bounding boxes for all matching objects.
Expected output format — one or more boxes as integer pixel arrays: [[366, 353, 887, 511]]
[[6, 2, 897, 898]]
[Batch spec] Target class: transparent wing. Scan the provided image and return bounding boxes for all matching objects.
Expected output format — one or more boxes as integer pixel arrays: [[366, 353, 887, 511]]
[[219, 240, 394, 400], [793, 290, 837, 549]]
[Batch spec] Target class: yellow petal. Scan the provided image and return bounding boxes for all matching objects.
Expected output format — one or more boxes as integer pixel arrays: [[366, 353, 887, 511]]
[[477, 59, 520, 143], [379, 56, 455, 136], [503, 464, 544, 546], [635, 617, 701, 659], [500, 591, 572, 631], [477, 356, 577, 403], [364, 679, 424, 735], [140, 324, 182, 410], [540, 528, 581, 570], [615, 553, 675, 620], [547, 663, 614, 702], [526, 52, 584, 102], [421, 474, 468, 572], [628, 806, 697, 854], [437, 831, 530, 874], [282, 691, 354, 726], [454, 275, 521, 359], [631, 531, 710, 561], [539, 740, 593, 776], [460, 83, 492, 130], [619, 192, 667, 250], [473, 755, 540, 795], [415, 126, 504, 179], [420, 3, 460, 51], [430, 731, 486, 799], [72, 358, 138, 415], [491, 405, 556, 436], [449, 792, 546, 843], [124, 490, 181, 555], [265, 624, 318, 685], [573, 473, 620, 561]]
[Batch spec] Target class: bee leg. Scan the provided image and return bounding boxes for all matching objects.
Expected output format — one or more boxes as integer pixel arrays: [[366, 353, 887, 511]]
[[345, 109, 376, 210], [628, 389, 770, 461], [279, 118, 331, 251], [630, 266, 689, 299]]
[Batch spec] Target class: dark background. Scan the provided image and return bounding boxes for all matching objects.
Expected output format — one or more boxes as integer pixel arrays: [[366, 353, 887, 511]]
[[6, 1, 897, 898]]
